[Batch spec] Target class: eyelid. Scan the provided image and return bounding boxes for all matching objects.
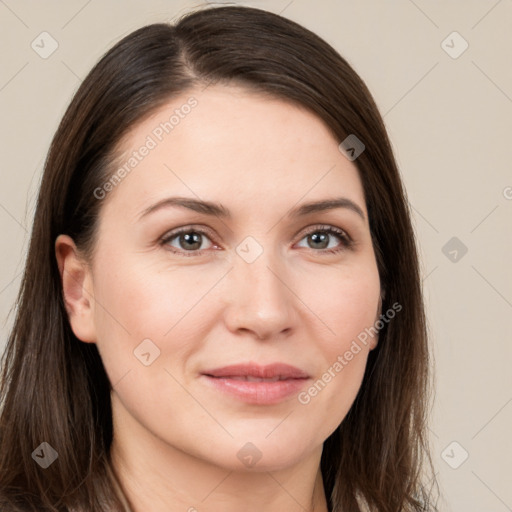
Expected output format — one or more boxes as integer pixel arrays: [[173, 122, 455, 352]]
[[293, 223, 352, 244], [161, 224, 218, 241]]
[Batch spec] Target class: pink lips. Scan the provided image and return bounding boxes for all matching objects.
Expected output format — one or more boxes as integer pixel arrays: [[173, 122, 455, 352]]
[[200, 363, 310, 405]]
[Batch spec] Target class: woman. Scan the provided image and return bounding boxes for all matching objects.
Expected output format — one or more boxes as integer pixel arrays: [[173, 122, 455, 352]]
[[0, 5, 437, 511]]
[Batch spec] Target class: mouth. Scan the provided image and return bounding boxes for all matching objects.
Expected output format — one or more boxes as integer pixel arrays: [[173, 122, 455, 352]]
[[200, 363, 310, 405], [212, 375, 290, 382]]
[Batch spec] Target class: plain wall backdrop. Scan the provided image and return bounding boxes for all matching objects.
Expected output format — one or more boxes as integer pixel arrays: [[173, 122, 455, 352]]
[[1, 1, 511, 510]]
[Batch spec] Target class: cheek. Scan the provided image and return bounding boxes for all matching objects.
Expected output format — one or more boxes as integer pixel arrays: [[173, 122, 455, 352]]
[[89, 255, 225, 379], [299, 256, 381, 351], [293, 257, 380, 433]]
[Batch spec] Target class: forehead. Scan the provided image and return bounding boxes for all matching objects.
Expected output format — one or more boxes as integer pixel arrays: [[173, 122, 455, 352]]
[[104, 84, 366, 221]]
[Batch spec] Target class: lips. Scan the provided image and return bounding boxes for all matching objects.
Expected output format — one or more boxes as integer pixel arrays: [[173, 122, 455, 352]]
[[200, 363, 310, 405], [220, 375, 284, 382], [202, 363, 310, 380]]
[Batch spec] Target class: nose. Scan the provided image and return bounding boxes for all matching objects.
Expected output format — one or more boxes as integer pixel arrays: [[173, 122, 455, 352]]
[[223, 249, 297, 341]]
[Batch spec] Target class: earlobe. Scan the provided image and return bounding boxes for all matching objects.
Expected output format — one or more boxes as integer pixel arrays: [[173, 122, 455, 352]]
[[55, 234, 97, 343]]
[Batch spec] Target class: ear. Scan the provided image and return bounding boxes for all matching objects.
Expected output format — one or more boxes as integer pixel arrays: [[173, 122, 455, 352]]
[[55, 234, 97, 343]]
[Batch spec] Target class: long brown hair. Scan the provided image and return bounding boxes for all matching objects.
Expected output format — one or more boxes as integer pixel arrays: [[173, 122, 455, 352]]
[[0, 6, 437, 511]]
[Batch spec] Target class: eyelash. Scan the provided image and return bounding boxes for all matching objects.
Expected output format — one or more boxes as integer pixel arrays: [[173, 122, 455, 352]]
[[159, 224, 353, 258]]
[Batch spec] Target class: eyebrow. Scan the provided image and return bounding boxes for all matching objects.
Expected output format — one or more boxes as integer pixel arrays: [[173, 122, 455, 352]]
[[138, 196, 366, 221]]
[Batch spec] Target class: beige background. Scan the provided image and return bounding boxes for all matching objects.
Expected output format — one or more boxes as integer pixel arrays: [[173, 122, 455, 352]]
[[1, 0, 511, 509]]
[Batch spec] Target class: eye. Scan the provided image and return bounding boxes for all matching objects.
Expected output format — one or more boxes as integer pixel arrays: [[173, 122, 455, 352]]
[[160, 227, 217, 257], [295, 225, 353, 254], [160, 224, 353, 257]]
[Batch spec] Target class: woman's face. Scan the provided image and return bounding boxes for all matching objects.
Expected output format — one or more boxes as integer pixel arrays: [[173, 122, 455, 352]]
[[72, 84, 381, 471]]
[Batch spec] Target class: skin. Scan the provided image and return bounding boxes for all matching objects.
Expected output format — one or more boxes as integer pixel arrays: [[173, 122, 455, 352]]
[[56, 84, 382, 512]]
